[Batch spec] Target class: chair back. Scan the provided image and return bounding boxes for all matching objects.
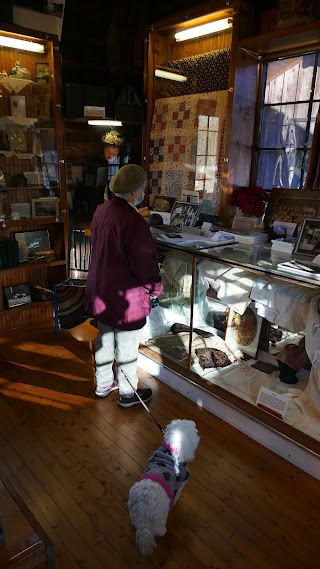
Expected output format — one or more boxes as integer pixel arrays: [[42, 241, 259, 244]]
[[69, 227, 92, 279]]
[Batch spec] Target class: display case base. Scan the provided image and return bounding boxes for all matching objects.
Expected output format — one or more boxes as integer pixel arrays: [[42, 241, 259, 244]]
[[138, 352, 320, 481]]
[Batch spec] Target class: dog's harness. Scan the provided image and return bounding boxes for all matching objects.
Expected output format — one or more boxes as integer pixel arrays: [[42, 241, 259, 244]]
[[139, 441, 190, 510]]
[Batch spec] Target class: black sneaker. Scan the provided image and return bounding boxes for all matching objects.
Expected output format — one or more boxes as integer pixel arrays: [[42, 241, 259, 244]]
[[117, 388, 152, 408]]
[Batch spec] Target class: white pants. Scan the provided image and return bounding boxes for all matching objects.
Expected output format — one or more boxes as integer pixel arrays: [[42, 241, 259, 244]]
[[95, 321, 141, 396]]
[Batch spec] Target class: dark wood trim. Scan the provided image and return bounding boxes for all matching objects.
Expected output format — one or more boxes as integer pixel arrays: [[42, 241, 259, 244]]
[[238, 21, 320, 59]]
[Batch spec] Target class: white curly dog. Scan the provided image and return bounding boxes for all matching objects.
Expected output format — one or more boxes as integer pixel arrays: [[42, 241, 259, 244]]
[[128, 419, 200, 556]]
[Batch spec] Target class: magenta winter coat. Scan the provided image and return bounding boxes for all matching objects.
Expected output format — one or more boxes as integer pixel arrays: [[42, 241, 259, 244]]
[[85, 197, 163, 330]]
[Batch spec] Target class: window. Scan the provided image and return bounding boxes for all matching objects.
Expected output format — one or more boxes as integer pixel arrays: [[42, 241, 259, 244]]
[[255, 52, 320, 190], [194, 114, 220, 212]]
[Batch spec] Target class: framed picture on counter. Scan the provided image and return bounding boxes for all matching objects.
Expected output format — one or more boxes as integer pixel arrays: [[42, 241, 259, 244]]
[[151, 195, 176, 213], [170, 201, 200, 228], [295, 218, 320, 256]]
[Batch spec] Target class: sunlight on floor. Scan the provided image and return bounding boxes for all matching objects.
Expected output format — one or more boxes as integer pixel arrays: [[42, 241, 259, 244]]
[[0, 380, 90, 410]]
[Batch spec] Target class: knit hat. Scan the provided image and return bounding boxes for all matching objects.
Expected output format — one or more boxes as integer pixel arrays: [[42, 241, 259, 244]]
[[109, 164, 147, 195]]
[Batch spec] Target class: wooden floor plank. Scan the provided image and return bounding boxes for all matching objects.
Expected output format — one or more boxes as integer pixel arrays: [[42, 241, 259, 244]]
[[0, 322, 319, 569]]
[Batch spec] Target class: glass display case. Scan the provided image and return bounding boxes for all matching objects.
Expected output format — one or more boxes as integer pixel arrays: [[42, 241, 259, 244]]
[[140, 239, 320, 452], [0, 27, 68, 330]]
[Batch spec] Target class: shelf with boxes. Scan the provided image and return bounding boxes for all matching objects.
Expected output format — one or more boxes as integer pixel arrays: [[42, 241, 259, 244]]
[[0, 26, 68, 330]]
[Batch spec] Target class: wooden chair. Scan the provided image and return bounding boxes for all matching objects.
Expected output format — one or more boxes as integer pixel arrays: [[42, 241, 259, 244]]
[[53, 227, 92, 334]]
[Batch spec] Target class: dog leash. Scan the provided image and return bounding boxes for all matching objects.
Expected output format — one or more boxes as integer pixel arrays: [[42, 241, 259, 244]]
[[115, 359, 164, 434]]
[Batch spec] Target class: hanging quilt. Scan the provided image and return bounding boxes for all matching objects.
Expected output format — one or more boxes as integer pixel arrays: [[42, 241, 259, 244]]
[[148, 89, 228, 216]]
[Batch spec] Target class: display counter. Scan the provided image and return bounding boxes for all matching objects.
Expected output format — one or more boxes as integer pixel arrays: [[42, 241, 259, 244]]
[[139, 239, 320, 456]]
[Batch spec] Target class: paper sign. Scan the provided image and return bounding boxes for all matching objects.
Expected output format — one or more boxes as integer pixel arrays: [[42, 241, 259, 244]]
[[256, 386, 289, 419]]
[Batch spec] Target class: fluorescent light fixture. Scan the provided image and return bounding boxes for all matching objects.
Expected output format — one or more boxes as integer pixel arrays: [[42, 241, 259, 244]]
[[87, 120, 123, 126], [154, 68, 187, 82], [0, 35, 45, 53], [175, 18, 232, 42]]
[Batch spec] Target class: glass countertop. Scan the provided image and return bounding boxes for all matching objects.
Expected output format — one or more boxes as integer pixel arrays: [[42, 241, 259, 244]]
[[156, 240, 320, 287]]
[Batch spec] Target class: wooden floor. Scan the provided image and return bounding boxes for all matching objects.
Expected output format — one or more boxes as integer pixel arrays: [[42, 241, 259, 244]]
[[0, 321, 319, 569]]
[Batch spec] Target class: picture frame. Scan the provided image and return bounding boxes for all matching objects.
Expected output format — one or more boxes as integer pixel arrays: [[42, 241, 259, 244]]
[[31, 197, 59, 218], [170, 201, 201, 228], [295, 217, 320, 256], [10, 95, 26, 117], [6, 124, 28, 153], [33, 86, 50, 120], [151, 195, 176, 213], [35, 62, 50, 83], [264, 188, 320, 230], [5, 283, 32, 308], [225, 304, 263, 359], [15, 230, 52, 263]]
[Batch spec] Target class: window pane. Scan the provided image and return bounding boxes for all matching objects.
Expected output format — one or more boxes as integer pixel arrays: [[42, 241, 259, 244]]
[[194, 179, 204, 192], [296, 53, 316, 100], [198, 115, 208, 129], [206, 155, 218, 178], [256, 150, 279, 188], [256, 149, 305, 189], [208, 116, 219, 131], [282, 62, 299, 102], [259, 105, 282, 147], [197, 130, 207, 155], [196, 156, 206, 179], [293, 102, 309, 146], [314, 61, 320, 99], [259, 103, 309, 149], [265, 61, 284, 103], [309, 102, 320, 144], [207, 131, 218, 155]]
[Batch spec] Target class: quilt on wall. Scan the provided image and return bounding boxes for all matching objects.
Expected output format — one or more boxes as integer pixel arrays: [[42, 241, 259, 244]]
[[148, 90, 228, 216]]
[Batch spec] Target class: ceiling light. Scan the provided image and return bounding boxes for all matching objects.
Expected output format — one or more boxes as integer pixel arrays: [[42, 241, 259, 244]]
[[154, 68, 187, 82], [87, 120, 123, 126], [175, 18, 232, 42], [0, 35, 44, 53]]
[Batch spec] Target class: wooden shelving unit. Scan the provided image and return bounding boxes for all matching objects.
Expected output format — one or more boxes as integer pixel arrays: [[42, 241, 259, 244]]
[[0, 26, 68, 331]]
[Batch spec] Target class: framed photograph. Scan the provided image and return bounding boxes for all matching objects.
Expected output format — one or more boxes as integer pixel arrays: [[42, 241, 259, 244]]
[[170, 201, 201, 228], [181, 189, 200, 204], [15, 230, 51, 262], [264, 188, 320, 229], [6, 124, 28, 153], [33, 86, 50, 120], [5, 283, 32, 308], [295, 218, 320, 256], [35, 62, 50, 83], [225, 304, 263, 359], [10, 95, 26, 117], [31, 197, 59, 218], [151, 195, 176, 213]]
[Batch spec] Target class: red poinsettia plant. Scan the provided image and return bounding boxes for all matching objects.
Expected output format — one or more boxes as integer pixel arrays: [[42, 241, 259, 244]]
[[231, 186, 269, 218]]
